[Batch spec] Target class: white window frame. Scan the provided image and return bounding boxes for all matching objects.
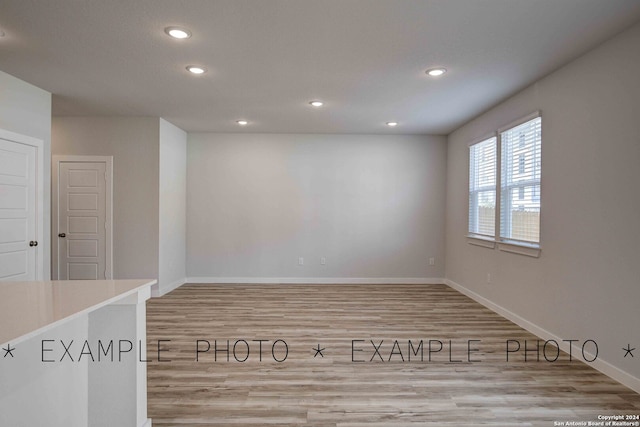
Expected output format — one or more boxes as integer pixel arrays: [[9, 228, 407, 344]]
[[467, 111, 542, 257]]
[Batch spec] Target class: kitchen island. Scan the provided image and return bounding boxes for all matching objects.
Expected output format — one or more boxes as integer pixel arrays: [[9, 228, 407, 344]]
[[0, 279, 156, 427]]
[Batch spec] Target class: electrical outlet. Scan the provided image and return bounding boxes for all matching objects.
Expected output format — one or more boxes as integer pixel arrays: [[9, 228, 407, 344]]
[[321, 257, 326, 265], [298, 257, 304, 266], [429, 257, 435, 266]]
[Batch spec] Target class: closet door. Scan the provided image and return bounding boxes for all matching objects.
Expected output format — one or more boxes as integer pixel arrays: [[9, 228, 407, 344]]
[[0, 130, 43, 281]]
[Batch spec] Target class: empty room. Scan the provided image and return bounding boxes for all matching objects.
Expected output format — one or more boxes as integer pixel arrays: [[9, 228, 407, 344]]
[[1, 1, 640, 426]]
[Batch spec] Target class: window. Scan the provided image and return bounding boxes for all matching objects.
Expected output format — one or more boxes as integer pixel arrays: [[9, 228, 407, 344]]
[[500, 116, 541, 244], [468, 113, 542, 248], [468, 137, 496, 237]]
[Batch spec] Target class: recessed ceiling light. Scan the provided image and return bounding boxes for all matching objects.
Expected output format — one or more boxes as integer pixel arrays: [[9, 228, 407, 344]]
[[386, 122, 398, 127], [309, 100, 324, 107], [186, 65, 206, 75], [236, 120, 249, 126], [426, 68, 447, 77], [165, 26, 192, 39]]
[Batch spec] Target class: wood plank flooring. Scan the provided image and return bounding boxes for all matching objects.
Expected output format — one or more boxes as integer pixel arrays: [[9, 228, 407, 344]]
[[147, 284, 640, 426]]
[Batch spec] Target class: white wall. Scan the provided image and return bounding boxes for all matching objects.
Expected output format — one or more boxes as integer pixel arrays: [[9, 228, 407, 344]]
[[0, 70, 52, 278], [445, 22, 640, 389], [52, 117, 160, 280], [158, 119, 187, 295], [187, 133, 447, 282]]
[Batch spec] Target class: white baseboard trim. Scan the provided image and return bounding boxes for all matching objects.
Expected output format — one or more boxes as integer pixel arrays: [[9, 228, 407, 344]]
[[153, 277, 187, 297], [139, 418, 152, 427], [444, 278, 640, 394], [187, 277, 446, 285]]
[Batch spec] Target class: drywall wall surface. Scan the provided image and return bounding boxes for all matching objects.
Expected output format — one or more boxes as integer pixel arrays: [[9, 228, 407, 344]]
[[187, 133, 447, 281], [52, 117, 160, 280], [445, 22, 640, 384], [158, 118, 187, 293]]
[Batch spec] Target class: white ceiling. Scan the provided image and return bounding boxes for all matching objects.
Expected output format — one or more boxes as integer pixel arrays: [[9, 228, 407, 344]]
[[1, 1, 640, 135]]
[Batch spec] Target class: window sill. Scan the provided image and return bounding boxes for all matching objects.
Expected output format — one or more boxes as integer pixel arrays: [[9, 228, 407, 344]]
[[498, 240, 541, 258], [466, 235, 496, 249], [466, 235, 541, 258]]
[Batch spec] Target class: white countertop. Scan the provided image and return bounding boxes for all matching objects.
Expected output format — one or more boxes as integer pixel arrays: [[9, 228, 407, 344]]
[[0, 279, 156, 347]]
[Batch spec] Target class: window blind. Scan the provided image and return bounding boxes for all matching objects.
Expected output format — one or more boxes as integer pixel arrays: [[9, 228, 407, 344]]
[[500, 116, 542, 244], [469, 137, 496, 237]]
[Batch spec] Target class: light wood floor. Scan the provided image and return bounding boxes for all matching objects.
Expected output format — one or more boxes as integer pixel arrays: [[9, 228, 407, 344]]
[[147, 284, 640, 426]]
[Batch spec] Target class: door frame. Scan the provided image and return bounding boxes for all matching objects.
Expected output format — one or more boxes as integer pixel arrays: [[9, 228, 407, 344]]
[[52, 155, 113, 280], [0, 128, 44, 280]]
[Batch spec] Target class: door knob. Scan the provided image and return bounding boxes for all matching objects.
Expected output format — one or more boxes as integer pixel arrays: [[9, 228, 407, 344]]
[[29, 241, 38, 247], [58, 233, 66, 238]]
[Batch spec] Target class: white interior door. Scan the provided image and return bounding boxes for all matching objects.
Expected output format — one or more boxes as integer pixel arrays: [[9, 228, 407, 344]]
[[54, 157, 112, 280], [0, 130, 43, 281]]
